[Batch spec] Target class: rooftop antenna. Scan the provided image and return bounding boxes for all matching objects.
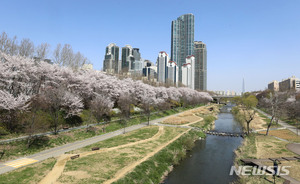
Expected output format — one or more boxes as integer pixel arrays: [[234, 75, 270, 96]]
[[242, 78, 245, 95]]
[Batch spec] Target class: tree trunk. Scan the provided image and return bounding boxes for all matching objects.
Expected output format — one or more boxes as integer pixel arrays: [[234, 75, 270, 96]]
[[247, 121, 250, 135], [27, 113, 36, 148], [266, 116, 274, 136], [54, 111, 58, 135]]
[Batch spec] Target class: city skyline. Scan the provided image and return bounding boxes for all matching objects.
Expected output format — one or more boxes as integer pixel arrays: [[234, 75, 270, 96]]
[[0, 0, 300, 92]]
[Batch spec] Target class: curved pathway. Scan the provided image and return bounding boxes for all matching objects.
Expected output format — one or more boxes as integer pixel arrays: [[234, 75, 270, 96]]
[[255, 108, 299, 134], [0, 111, 182, 175], [286, 143, 300, 155], [39, 126, 165, 184], [103, 128, 190, 184]]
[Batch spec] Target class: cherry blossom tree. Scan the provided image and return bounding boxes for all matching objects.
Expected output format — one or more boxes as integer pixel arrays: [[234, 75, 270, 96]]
[[118, 92, 134, 134], [41, 86, 83, 134], [0, 50, 213, 136], [0, 90, 29, 132], [90, 94, 114, 127]]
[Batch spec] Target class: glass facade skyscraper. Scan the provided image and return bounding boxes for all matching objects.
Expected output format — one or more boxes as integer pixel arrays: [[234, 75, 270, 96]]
[[103, 43, 119, 73], [121, 45, 134, 72], [171, 13, 194, 82], [194, 41, 207, 91]]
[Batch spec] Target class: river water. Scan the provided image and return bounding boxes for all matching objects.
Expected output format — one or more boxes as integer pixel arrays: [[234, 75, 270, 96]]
[[163, 104, 243, 184]]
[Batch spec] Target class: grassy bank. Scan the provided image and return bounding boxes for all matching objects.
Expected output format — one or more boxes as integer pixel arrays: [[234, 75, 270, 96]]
[[189, 115, 216, 130], [114, 130, 206, 184], [234, 133, 299, 183], [57, 126, 189, 183], [0, 105, 203, 161], [0, 126, 160, 184], [0, 105, 209, 184], [0, 158, 57, 184]]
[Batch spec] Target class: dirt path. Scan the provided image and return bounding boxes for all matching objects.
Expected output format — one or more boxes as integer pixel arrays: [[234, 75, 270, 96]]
[[39, 126, 164, 184], [103, 128, 191, 184], [38, 154, 73, 184], [80, 126, 164, 157]]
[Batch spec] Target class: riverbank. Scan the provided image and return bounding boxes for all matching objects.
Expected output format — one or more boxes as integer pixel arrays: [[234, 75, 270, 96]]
[[0, 105, 204, 162], [163, 103, 243, 184], [233, 106, 300, 183], [0, 105, 217, 184]]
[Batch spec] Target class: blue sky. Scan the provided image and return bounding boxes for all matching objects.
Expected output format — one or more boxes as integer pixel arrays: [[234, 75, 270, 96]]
[[1, 0, 299, 92]]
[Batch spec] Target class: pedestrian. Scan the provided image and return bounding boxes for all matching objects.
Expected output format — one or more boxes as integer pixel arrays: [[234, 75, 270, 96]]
[[273, 159, 282, 183]]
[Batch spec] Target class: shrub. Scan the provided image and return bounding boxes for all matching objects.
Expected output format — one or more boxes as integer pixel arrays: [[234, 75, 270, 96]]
[[0, 126, 9, 136], [204, 115, 216, 124]]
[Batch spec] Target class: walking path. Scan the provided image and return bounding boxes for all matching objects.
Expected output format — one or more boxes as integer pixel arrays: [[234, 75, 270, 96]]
[[39, 106, 210, 184], [0, 107, 199, 175], [0, 112, 159, 144], [286, 143, 300, 155], [255, 108, 299, 135], [103, 128, 190, 184], [0, 118, 163, 175], [39, 126, 166, 184]]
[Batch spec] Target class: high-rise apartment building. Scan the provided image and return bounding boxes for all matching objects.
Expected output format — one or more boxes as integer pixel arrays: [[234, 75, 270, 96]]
[[131, 48, 143, 75], [166, 61, 178, 86], [171, 13, 194, 82], [182, 55, 195, 89], [133, 48, 141, 61], [157, 51, 169, 83], [103, 43, 119, 73], [194, 41, 207, 91], [121, 45, 135, 72], [182, 63, 192, 88]]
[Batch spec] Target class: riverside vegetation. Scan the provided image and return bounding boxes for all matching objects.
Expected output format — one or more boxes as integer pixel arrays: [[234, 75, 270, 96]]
[[0, 105, 203, 161], [0, 105, 218, 184], [232, 96, 300, 183]]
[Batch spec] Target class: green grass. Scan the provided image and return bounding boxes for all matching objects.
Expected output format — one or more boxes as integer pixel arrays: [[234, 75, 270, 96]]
[[0, 158, 56, 184], [0, 126, 162, 184], [235, 134, 257, 162], [256, 111, 282, 128], [59, 127, 188, 183], [190, 115, 216, 130], [72, 126, 159, 153], [0, 105, 203, 161], [113, 130, 206, 184]]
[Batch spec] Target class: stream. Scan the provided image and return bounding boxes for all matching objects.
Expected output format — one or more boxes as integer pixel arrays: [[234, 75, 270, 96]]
[[163, 104, 243, 184]]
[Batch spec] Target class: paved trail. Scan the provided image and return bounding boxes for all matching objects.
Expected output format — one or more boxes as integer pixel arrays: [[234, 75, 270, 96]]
[[39, 126, 165, 184], [0, 107, 196, 175], [255, 108, 299, 135]]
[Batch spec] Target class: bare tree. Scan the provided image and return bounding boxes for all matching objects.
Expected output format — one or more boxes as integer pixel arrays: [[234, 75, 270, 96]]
[[0, 32, 9, 54], [73, 51, 88, 69], [264, 92, 281, 135], [19, 38, 35, 57], [240, 95, 258, 134], [8, 36, 18, 56], [36, 43, 50, 60], [53, 43, 62, 65], [0, 32, 18, 56], [61, 44, 73, 67], [52, 43, 88, 69]]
